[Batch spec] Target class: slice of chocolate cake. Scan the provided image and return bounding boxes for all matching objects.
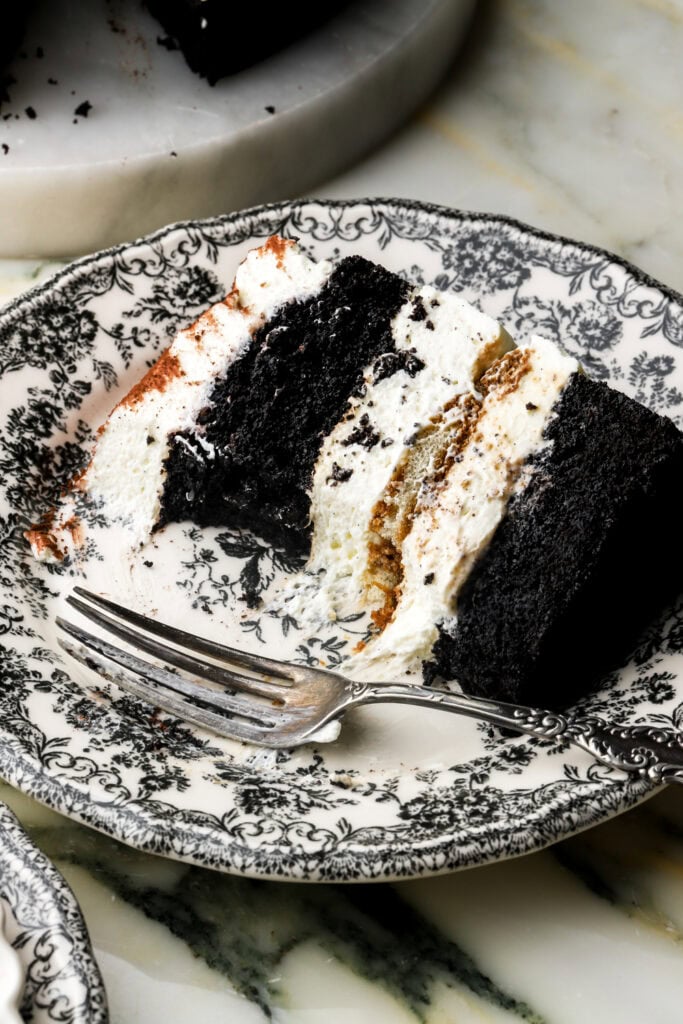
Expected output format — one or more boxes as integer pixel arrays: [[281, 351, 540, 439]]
[[27, 236, 683, 711]]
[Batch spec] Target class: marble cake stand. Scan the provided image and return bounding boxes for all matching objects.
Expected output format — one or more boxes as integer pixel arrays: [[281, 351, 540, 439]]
[[0, 0, 474, 258]]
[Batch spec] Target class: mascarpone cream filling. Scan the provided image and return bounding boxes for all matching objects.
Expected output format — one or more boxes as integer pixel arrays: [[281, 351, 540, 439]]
[[306, 285, 512, 616], [28, 238, 332, 561]]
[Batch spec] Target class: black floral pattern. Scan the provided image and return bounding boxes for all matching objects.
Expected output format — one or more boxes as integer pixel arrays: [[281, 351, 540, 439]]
[[0, 298, 97, 375], [0, 199, 682, 882], [125, 264, 224, 340], [440, 226, 532, 294], [563, 300, 623, 351], [0, 802, 107, 1023]]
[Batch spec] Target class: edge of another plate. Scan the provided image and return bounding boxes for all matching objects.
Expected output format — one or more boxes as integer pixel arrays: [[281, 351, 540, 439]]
[[0, 801, 108, 1023]]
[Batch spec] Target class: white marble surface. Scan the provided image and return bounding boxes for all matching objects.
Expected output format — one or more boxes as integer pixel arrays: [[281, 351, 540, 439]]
[[322, 0, 683, 297], [6, 785, 683, 1024], [4, 0, 683, 1021], [0, 0, 473, 258]]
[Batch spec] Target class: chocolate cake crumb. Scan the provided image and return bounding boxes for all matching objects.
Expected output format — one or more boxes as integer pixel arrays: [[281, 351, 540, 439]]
[[424, 572, 435, 585], [265, 105, 275, 114], [342, 413, 381, 450], [1, 144, 8, 155], [526, 402, 538, 411], [409, 295, 428, 322], [327, 463, 353, 485], [74, 100, 92, 118], [25, 106, 36, 119], [372, 349, 425, 384]]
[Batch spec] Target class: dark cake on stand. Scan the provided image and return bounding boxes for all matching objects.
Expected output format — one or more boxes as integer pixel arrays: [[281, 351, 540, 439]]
[[145, 0, 351, 83]]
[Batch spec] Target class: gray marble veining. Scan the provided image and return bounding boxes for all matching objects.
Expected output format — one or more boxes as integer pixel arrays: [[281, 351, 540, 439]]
[[5, 785, 683, 1024]]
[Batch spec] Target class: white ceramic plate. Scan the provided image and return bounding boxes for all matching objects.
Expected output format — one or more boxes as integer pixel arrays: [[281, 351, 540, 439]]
[[0, 802, 107, 1022], [1, 198, 682, 882]]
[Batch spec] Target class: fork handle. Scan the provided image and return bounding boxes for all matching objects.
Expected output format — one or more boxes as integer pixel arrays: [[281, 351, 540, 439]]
[[352, 682, 683, 784]]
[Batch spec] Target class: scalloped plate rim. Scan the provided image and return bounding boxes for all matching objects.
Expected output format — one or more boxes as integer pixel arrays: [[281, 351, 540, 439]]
[[0, 196, 680, 882]]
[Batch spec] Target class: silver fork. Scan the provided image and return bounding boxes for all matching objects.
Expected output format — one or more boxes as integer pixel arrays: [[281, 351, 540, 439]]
[[56, 587, 683, 783]]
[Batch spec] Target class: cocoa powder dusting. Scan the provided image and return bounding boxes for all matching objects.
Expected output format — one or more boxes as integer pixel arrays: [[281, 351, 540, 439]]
[[64, 462, 89, 495], [222, 284, 240, 310], [221, 284, 251, 317], [263, 234, 291, 269], [63, 515, 84, 546], [24, 529, 64, 561], [116, 349, 184, 410], [24, 508, 64, 561]]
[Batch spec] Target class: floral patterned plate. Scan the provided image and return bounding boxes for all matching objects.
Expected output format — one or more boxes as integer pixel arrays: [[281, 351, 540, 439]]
[[0, 802, 107, 1023], [1, 198, 683, 882]]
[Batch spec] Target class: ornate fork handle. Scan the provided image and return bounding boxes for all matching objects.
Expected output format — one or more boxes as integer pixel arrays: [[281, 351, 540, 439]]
[[560, 719, 683, 783], [354, 683, 683, 783]]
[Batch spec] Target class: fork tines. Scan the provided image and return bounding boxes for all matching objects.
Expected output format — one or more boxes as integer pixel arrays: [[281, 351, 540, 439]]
[[56, 587, 296, 744]]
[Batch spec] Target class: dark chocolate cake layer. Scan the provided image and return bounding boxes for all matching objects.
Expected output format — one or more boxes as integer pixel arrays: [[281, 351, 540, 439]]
[[428, 374, 683, 708], [159, 256, 412, 552]]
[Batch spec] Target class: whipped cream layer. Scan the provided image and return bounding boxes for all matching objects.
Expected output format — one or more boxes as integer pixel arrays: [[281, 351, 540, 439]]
[[307, 286, 512, 617], [350, 334, 579, 679], [27, 237, 332, 562]]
